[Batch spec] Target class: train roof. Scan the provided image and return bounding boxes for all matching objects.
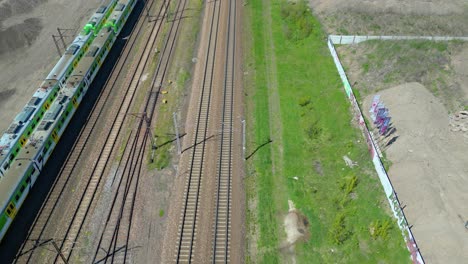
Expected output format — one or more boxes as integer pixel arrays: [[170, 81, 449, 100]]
[[45, 39, 87, 81], [0, 140, 38, 212], [0, 1, 120, 168], [0, 0, 123, 214], [0, 85, 57, 165]]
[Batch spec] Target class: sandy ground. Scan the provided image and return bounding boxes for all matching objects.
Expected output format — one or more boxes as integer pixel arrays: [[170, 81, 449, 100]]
[[0, 0, 105, 133], [363, 83, 468, 263], [309, 0, 468, 35]]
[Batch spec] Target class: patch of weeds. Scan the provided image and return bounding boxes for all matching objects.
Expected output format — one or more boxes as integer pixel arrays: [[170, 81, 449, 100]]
[[306, 120, 322, 139], [155, 146, 170, 169], [362, 62, 370, 74], [298, 96, 312, 107], [330, 212, 352, 245], [280, 0, 315, 41], [159, 209, 165, 217], [369, 219, 392, 240], [340, 174, 358, 195]]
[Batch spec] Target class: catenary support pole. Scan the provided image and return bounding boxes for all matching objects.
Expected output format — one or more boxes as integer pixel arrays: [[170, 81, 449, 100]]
[[242, 119, 246, 159], [173, 112, 181, 155]]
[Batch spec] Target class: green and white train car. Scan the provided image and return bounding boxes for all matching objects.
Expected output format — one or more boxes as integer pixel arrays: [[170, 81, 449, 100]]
[[0, 1, 120, 178], [0, 0, 136, 242]]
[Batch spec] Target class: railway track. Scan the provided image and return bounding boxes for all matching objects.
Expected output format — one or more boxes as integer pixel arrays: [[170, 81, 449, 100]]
[[54, 0, 174, 261], [14, 0, 171, 262], [211, 0, 237, 262], [91, 0, 189, 261], [174, 0, 223, 262]]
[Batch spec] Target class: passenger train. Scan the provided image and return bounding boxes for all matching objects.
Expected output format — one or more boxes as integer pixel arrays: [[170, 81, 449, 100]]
[[0, 0, 137, 242], [0, 1, 118, 177]]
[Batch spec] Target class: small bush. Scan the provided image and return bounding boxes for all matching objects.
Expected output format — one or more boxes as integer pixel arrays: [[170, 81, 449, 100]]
[[330, 213, 352, 244], [340, 174, 358, 195], [280, 1, 315, 41], [306, 120, 322, 139], [369, 219, 392, 240], [298, 96, 311, 107]]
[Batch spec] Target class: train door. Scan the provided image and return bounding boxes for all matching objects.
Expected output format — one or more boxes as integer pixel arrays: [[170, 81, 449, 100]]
[[52, 130, 59, 143], [5, 202, 16, 219]]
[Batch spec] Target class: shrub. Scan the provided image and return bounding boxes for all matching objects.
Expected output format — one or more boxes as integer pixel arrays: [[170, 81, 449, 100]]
[[280, 1, 315, 41], [330, 212, 351, 244], [340, 174, 358, 195], [369, 219, 392, 240], [306, 120, 322, 139], [298, 96, 311, 107]]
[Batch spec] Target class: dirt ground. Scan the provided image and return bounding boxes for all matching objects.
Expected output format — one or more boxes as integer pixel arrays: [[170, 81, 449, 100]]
[[0, 0, 105, 133], [363, 83, 468, 263], [309, 0, 468, 35]]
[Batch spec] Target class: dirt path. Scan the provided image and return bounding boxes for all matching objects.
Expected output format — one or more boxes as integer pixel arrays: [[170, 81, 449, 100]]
[[263, 0, 284, 186], [363, 82, 468, 263]]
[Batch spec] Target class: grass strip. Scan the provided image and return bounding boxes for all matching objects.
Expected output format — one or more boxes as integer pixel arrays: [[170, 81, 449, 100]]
[[245, 0, 411, 263]]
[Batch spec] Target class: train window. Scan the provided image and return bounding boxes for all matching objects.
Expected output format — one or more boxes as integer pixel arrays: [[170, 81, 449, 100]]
[[6, 209, 11, 215], [26, 175, 31, 183], [31, 167, 36, 175], [20, 185, 25, 193], [8, 203, 14, 210], [38, 155, 43, 163], [96, 5, 107, 14], [3, 164, 9, 170], [116, 4, 125, 11], [15, 194, 19, 202], [9, 154, 14, 160]]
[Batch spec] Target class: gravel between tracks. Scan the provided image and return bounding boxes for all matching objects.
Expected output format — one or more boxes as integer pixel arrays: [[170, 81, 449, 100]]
[[160, 0, 244, 262]]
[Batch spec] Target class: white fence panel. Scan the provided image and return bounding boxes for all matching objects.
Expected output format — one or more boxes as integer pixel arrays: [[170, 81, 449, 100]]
[[327, 36, 425, 264], [329, 34, 468, 44]]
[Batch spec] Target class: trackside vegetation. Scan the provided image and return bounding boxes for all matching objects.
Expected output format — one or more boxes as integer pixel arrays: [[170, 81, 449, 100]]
[[244, 0, 410, 263]]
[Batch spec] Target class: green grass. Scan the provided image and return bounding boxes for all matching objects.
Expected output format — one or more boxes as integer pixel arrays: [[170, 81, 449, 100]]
[[245, 0, 410, 263], [339, 39, 468, 111]]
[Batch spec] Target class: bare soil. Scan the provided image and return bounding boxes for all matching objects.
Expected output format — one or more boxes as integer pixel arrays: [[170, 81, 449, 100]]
[[309, 0, 468, 35], [363, 83, 468, 263], [0, 0, 104, 133]]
